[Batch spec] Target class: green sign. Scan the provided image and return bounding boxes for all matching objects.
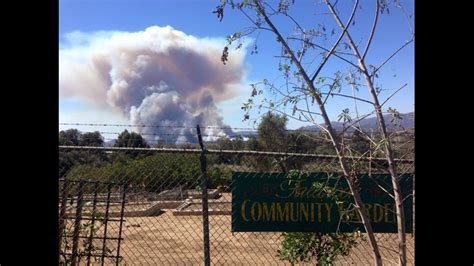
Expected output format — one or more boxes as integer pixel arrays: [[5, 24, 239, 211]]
[[232, 172, 413, 233]]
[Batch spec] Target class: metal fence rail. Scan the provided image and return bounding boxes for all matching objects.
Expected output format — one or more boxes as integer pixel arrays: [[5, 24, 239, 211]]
[[59, 179, 127, 265], [59, 145, 414, 265]]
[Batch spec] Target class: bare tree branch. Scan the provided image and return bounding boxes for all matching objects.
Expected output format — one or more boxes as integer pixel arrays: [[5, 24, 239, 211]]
[[361, 0, 380, 61], [295, 107, 322, 116], [238, 7, 273, 32], [325, 1, 410, 263], [397, 3, 414, 37], [288, 37, 360, 69], [321, 92, 375, 106], [349, 71, 363, 129], [303, 93, 320, 126], [336, 111, 376, 138], [310, 0, 359, 83], [253, 0, 342, 147], [371, 39, 414, 78], [380, 83, 408, 107]]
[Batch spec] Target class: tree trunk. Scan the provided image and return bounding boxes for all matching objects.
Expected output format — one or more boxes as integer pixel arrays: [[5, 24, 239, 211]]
[[253, 1, 383, 264], [325, 1, 408, 263], [361, 69, 406, 266], [253, 0, 382, 266]]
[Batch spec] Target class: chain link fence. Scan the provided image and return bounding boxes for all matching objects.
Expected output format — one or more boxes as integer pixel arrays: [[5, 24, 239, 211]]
[[59, 145, 414, 265]]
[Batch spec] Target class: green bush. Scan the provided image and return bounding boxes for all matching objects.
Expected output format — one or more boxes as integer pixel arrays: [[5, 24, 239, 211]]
[[207, 165, 232, 189], [65, 153, 201, 193], [276, 170, 364, 265], [277, 231, 363, 265]]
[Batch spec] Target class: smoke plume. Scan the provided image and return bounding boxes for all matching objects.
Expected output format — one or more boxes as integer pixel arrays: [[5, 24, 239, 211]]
[[60, 26, 247, 143]]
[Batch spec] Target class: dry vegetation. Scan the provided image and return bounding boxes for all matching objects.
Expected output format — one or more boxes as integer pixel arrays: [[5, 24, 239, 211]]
[[62, 193, 414, 265]]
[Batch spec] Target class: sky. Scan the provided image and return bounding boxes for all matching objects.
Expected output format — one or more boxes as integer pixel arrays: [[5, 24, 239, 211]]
[[59, 0, 414, 140]]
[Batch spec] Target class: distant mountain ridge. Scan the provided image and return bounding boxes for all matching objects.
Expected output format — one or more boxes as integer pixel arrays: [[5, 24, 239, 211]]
[[300, 112, 414, 133], [234, 112, 414, 137], [104, 139, 116, 147]]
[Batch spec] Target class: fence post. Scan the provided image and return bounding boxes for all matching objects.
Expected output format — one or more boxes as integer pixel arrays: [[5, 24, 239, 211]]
[[58, 179, 70, 262], [101, 183, 113, 266], [196, 125, 211, 266], [86, 181, 99, 266], [412, 174, 415, 241], [115, 183, 128, 265], [71, 180, 85, 266]]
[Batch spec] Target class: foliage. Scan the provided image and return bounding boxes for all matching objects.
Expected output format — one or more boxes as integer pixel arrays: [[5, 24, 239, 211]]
[[114, 130, 151, 159], [277, 170, 363, 264], [59, 129, 81, 146], [257, 112, 288, 152], [245, 136, 259, 150], [59, 129, 155, 178], [80, 131, 104, 146], [208, 135, 245, 164], [59, 129, 104, 147], [114, 130, 149, 148], [239, 112, 336, 171], [277, 231, 362, 265], [59, 129, 108, 178], [207, 164, 232, 188], [65, 153, 201, 193]]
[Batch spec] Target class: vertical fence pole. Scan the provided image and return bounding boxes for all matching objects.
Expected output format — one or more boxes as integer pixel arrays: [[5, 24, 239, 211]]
[[196, 125, 211, 266], [86, 181, 99, 266], [71, 180, 85, 266], [412, 174, 415, 241], [101, 183, 113, 266], [115, 183, 128, 265], [58, 179, 70, 263]]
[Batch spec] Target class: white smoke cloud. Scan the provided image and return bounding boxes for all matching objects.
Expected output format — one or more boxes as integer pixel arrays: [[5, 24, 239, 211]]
[[59, 26, 248, 143]]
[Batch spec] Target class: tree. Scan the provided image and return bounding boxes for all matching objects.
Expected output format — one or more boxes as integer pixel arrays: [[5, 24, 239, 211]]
[[58, 129, 107, 178], [258, 113, 323, 170], [114, 130, 149, 148], [59, 129, 81, 146], [240, 112, 291, 172], [277, 231, 361, 265], [276, 170, 364, 264], [114, 130, 150, 159], [287, 130, 321, 154], [217, 1, 414, 264], [80, 131, 104, 146], [215, 135, 245, 151], [66, 153, 201, 193], [257, 112, 288, 152], [245, 135, 259, 151], [245, 112, 333, 172], [211, 135, 246, 164]]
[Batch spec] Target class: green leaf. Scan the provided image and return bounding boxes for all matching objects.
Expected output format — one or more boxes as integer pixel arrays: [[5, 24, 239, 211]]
[[387, 107, 402, 124], [337, 108, 352, 122]]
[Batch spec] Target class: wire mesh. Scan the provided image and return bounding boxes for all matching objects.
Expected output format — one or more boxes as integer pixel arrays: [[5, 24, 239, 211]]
[[59, 179, 127, 265], [59, 145, 414, 265]]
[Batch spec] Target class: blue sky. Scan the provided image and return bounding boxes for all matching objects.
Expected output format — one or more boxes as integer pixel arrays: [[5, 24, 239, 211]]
[[59, 0, 414, 133]]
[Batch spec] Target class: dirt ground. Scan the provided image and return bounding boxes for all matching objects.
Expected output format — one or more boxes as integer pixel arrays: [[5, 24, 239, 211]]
[[63, 193, 414, 265]]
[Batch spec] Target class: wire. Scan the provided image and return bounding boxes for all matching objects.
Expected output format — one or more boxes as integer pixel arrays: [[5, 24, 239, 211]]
[[59, 122, 259, 131], [59, 123, 414, 135], [58, 145, 414, 163]]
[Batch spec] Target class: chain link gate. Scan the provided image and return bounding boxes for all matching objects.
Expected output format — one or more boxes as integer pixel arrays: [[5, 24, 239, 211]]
[[59, 145, 414, 265]]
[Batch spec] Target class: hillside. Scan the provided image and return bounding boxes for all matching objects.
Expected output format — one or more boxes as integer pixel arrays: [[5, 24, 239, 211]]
[[233, 112, 414, 137]]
